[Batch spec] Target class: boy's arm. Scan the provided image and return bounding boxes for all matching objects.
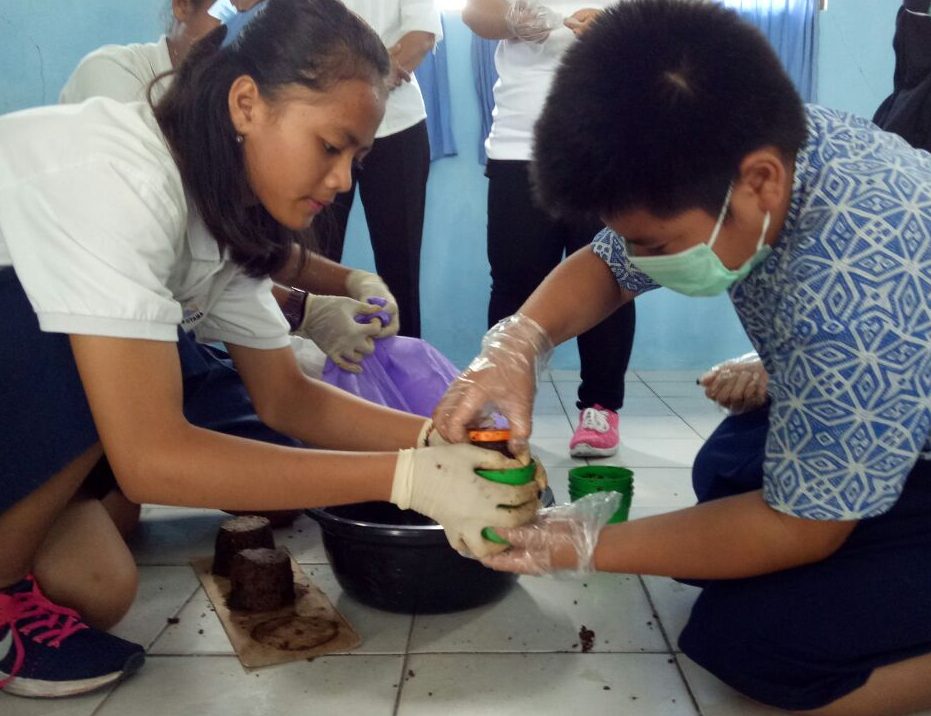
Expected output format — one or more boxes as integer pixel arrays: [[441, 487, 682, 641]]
[[523, 246, 633, 344], [593, 490, 858, 578]]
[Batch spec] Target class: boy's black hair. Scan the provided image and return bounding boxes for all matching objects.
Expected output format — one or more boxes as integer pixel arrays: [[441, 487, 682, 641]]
[[531, 0, 808, 221], [154, 0, 389, 278]]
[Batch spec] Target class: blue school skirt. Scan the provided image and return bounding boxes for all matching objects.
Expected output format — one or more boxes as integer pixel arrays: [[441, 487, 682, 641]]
[[683, 405, 931, 710], [0, 267, 298, 515]]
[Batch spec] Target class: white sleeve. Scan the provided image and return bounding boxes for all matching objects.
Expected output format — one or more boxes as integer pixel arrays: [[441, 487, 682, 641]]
[[194, 273, 291, 350], [0, 161, 185, 340], [400, 0, 443, 40], [59, 52, 151, 104]]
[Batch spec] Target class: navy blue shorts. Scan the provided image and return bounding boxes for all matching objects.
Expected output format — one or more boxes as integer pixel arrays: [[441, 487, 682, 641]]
[[683, 405, 931, 710], [0, 268, 298, 515]]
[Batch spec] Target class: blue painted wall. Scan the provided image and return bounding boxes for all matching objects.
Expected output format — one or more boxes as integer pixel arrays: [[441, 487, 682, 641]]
[[0, 2, 898, 369]]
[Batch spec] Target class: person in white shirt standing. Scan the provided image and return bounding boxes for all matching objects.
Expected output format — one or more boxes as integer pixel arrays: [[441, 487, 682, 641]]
[[463, 0, 637, 458], [319, 0, 442, 339]]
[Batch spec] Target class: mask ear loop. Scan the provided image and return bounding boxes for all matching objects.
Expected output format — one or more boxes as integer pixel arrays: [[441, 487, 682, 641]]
[[706, 182, 734, 250], [757, 211, 772, 250]]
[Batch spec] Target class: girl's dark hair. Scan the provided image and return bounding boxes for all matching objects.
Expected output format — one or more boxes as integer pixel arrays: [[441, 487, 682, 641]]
[[154, 0, 390, 277], [531, 0, 808, 222]]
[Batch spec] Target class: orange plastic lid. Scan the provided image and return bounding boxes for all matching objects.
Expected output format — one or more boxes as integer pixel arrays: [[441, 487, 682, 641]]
[[467, 429, 511, 442]]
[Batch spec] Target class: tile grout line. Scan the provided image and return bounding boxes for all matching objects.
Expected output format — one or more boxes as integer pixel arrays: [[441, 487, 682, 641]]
[[391, 611, 417, 715], [637, 575, 705, 716]]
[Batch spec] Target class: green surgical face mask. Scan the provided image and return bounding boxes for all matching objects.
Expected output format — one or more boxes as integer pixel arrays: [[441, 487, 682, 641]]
[[626, 184, 772, 297]]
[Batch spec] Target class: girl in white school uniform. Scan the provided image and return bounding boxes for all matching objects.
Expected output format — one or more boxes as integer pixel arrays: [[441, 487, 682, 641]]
[[0, 0, 538, 698], [56, 0, 409, 532]]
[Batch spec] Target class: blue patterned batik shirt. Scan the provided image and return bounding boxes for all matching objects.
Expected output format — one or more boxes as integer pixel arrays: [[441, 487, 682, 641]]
[[593, 104, 931, 520]]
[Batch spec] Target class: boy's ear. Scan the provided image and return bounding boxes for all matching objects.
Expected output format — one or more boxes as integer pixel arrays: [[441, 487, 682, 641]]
[[736, 147, 790, 214], [228, 75, 262, 137]]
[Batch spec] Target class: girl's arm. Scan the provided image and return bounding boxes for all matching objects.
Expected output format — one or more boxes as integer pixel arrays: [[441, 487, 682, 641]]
[[224, 340, 425, 451], [69, 334, 413, 510]]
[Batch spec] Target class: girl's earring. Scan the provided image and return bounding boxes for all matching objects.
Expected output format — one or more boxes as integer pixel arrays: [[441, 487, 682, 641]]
[[236, 134, 244, 144]]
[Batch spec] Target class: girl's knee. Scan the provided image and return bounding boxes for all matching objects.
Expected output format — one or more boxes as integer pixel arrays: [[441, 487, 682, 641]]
[[34, 550, 138, 631]]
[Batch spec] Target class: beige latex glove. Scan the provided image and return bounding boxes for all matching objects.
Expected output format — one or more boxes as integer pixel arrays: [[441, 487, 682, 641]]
[[391, 445, 541, 558], [505, 0, 563, 43], [345, 269, 399, 338], [699, 352, 769, 414], [433, 314, 553, 456], [481, 493, 620, 575], [294, 293, 381, 373]]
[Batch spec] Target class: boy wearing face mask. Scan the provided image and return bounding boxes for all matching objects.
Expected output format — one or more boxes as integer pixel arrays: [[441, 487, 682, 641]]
[[433, 1, 931, 713]]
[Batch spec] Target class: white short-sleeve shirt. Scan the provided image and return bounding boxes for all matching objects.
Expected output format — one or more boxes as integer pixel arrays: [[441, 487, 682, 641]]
[[341, 0, 442, 138], [59, 37, 174, 105], [0, 98, 290, 349], [486, 0, 614, 160]]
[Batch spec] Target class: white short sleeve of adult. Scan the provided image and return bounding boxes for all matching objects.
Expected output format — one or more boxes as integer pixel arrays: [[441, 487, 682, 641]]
[[193, 272, 291, 350], [59, 40, 172, 105], [400, 0, 443, 40], [0, 160, 186, 341]]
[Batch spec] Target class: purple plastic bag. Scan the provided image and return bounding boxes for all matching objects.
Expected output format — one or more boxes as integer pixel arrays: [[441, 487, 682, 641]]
[[321, 336, 459, 417]]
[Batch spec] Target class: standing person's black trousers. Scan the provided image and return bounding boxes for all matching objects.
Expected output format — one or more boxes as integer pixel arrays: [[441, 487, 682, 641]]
[[485, 159, 636, 411], [318, 120, 430, 338]]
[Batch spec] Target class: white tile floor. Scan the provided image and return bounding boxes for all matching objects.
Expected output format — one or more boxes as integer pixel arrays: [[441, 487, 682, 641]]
[[0, 371, 869, 715]]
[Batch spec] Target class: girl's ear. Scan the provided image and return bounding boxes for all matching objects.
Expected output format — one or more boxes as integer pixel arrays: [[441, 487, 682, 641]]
[[228, 75, 262, 137]]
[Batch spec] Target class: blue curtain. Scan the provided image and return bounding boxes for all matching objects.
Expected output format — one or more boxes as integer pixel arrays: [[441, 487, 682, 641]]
[[470, 35, 499, 164], [720, 0, 819, 101], [468, 1, 818, 161], [414, 15, 458, 161]]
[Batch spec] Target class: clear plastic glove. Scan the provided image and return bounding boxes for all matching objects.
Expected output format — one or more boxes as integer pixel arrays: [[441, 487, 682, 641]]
[[417, 420, 451, 448], [433, 314, 553, 456], [480, 492, 620, 575], [294, 293, 381, 374], [345, 269, 400, 338], [699, 352, 768, 414], [505, 0, 563, 44], [391, 445, 540, 558]]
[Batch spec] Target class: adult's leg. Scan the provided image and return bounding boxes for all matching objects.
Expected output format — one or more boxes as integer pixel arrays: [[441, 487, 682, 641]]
[[357, 121, 430, 338], [486, 160, 565, 326], [567, 219, 635, 412], [680, 459, 931, 713]]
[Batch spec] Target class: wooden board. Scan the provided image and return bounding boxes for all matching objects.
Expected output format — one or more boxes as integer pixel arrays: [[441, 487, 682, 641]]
[[191, 551, 361, 668]]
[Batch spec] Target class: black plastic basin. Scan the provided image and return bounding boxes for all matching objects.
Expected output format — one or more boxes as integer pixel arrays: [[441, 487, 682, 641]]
[[307, 487, 554, 614]]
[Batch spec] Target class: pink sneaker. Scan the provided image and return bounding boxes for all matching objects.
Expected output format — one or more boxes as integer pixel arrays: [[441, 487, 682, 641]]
[[569, 405, 619, 457]]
